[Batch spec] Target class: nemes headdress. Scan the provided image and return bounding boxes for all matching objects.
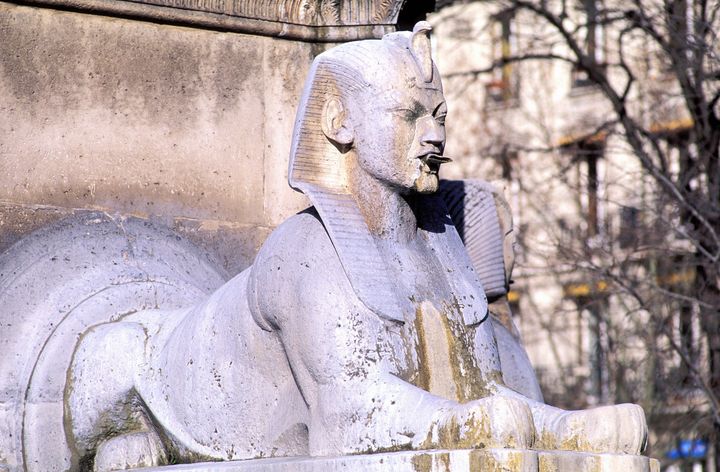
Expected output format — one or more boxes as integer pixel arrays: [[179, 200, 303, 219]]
[[288, 23, 488, 325]]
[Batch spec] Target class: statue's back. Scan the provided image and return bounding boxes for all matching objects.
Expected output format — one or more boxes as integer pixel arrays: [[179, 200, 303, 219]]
[[0, 212, 225, 470]]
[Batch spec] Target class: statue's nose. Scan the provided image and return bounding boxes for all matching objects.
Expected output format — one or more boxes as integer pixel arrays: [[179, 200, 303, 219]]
[[418, 115, 446, 149]]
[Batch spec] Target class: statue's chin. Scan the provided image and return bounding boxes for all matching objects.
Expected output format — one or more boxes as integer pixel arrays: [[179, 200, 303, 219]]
[[413, 174, 439, 194]]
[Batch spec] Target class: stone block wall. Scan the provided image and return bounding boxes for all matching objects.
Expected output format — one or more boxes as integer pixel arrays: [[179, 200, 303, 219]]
[[0, 2, 328, 274]]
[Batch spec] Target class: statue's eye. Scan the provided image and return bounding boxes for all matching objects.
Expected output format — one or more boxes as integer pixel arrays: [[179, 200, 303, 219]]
[[391, 99, 425, 122], [433, 102, 447, 125], [392, 108, 420, 121]]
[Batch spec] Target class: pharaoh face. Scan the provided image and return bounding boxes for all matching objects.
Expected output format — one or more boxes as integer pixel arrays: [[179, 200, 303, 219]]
[[347, 70, 448, 194]]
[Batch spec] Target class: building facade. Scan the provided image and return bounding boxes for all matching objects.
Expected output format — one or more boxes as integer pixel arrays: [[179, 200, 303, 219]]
[[431, 1, 715, 469]]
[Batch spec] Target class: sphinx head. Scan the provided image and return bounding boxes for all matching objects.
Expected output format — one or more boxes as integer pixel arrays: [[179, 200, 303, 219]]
[[289, 22, 448, 196]]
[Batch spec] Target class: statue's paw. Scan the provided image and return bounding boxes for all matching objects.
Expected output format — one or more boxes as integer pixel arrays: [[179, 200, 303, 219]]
[[93, 432, 168, 472], [541, 403, 648, 455], [436, 395, 534, 450]]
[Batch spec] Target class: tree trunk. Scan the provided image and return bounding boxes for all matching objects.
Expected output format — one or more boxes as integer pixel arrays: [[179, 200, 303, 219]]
[[698, 263, 720, 471]]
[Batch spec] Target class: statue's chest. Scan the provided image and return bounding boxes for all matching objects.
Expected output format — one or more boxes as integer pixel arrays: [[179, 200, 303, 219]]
[[380, 236, 484, 320], [385, 297, 493, 403], [379, 240, 495, 401]]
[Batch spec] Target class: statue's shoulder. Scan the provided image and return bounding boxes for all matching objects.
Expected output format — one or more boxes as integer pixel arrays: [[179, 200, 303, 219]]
[[249, 207, 349, 330], [277, 207, 326, 236], [256, 207, 333, 262], [251, 206, 344, 294]]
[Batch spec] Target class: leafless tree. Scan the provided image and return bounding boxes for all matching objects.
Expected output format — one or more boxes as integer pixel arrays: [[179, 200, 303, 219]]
[[433, 0, 719, 467]]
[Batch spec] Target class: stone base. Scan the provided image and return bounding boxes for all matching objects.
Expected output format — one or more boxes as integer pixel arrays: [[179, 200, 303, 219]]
[[133, 449, 659, 472], [538, 450, 660, 472]]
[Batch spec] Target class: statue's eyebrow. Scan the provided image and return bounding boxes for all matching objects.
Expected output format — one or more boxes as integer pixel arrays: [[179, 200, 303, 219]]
[[412, 99, 427, 114], [389, 98, 426, 120], [390, 98, 425, 114]]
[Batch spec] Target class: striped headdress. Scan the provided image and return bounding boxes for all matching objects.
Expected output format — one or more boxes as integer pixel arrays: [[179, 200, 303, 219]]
[[287, 24, 484, 324]]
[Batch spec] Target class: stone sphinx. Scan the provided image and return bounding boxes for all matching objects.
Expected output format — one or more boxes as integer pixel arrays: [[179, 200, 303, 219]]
[[0, 22, 652, 472]]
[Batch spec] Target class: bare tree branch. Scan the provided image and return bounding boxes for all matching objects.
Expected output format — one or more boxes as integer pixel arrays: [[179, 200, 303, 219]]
[[444, 53, 575, 79]]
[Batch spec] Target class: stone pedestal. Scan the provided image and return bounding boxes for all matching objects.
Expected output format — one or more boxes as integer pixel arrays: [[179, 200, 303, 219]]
[[132, 449, 659, 472], [537, 450, 660, 472]]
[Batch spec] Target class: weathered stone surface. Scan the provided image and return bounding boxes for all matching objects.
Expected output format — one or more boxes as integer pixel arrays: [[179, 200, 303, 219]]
[[261, 39, 322, 226], [128, 449, 660, 472], [0, 21, 652, 472], [0, 202, 75, 252], [537, 451, 660, 472], [0, 2, 311, 250], [172, 217, 272, 275], [0, 202, 268, 276], [0, 212, 226, 470], [133, 449, 540, 471], [15, 0, 403, 41]]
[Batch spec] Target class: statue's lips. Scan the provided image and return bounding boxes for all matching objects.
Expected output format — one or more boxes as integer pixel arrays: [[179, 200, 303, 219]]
[[420, 153, 452, 165], [418, 153, 452, 175]]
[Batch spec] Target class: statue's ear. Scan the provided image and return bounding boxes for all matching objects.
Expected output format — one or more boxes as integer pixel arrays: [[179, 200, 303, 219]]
[[321, 97, 353, 153]]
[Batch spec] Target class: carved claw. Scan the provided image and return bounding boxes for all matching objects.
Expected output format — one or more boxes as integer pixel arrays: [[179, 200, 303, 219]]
[[429, 395, 535, 450], [535, 403, 648, 455], [93, 432, 168, 471]]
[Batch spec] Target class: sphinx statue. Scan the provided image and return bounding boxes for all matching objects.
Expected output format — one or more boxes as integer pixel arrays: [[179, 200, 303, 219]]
[[0, 22, 650, 472]]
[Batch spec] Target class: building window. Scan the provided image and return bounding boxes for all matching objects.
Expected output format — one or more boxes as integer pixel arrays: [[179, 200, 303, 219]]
[[559, 138, 606, 244], [497, 147, 517, 181], [571, 0, 606, 88], [486, 10, 519, 104], [618, 206, 640, 248], [577, 141, 604, 240], [492, 147, 522, 241]]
